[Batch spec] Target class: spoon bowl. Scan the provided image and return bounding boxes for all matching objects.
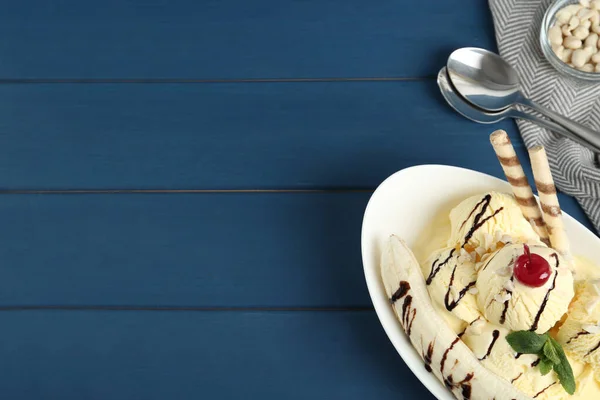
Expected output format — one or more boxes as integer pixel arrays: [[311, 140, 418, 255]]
[[446, 47, 520, 112], [437, 67, 508, 124]]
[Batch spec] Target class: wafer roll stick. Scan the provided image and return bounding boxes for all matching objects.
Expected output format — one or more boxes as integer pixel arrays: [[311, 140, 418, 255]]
[[528, 145, 570, 257], [489, 130, 550, 246]]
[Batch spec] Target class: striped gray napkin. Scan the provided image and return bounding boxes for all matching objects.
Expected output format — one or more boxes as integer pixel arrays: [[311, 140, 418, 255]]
[[489, 0, 600, 233]]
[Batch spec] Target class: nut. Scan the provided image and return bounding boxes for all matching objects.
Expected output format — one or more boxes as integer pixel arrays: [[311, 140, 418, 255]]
[[565, 4, 584, 14], [562, 48, 574, 62], [574, 25, 590, 39], [557, 9, 573, 24], [553, 45, 565, 60], [549, 25, 564, 45], [570, 16, 581, 30], [585, 32, 599, 48], [583, 323, 600, 334], [578, 8, 596, 20], [564, 36, 583, 49], [564, 24, 574, 36], [572, 48, 589, 67], [503, 280, 515, 292], [468, 287, 479, 295]]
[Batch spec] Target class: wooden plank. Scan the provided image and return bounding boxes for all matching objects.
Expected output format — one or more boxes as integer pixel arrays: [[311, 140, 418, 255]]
[[0, 310, 434, 400], [0, 192, 590, 308], [0, 81, 521, 190], [0, 192, 371, 307], [0, 0, 495, 79]]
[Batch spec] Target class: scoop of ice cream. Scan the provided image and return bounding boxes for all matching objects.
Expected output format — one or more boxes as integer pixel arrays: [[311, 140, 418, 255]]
[[460, 320, 572, 399], [448, 192, 541, 251], [557, 279, 600, 383], [514, 355, 589, 400], [461, 320, 523, 380], [421, 247, 481, 324], [476, 244, 574, 333]]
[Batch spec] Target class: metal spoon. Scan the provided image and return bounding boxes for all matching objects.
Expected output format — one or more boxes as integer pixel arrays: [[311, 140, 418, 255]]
[[436, 67, 595, 150], [446, 47, 600, 153]]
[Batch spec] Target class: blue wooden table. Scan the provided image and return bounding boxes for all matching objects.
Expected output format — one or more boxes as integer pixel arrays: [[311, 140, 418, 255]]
[[0, 1, 594, 399]]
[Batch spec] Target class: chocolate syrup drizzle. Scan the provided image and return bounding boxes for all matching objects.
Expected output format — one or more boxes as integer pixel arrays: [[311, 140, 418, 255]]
[[407, 310, 417, 336], [443, 372, 474, 400], [391, 281, 411, 303], [480, 249, 502, 272], [458, 318, 480, 339], [444, 263, 476, 312], [585, 340, 600, 357], [567, 330, 590, 345], [421, 332, 476, 399], [529, 254, 559, 332], [461, 194, 504, 246], [478, 330, 500, 361], [499, 276, 514, 325], [401, 295, 412, 321], [401, 296, 417, 336], [510, 372, 523, 383], [441, 337, 460, 373], [460, 381, 472, 400], [426, 249, 455, 286], [533, 382, 556, 398], [390, 281, 417, 335], [424, 340, 434, 373], [459, 196, 485, 230]]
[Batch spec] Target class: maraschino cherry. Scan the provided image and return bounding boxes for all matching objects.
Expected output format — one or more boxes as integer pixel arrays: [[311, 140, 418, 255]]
[[513, 244, 551, 288]]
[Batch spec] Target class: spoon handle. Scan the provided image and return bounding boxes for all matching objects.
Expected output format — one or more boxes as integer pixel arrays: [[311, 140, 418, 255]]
[[509, 109, 600, 152], [521, 98, 600, 153]]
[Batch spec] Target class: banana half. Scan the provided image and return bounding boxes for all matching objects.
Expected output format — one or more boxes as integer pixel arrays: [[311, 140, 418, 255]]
[[381, 235, 532, 400]]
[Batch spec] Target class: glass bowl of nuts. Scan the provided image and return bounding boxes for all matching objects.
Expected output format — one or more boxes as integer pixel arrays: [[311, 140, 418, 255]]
[[541, 0, 600, 81]]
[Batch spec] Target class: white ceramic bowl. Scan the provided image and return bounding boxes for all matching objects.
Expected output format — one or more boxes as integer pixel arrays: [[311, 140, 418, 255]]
[[361, 164, 600, 400]]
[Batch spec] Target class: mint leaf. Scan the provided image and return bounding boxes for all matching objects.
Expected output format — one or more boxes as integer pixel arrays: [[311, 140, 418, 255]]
[[506, 331, 548, 354], [539, 357, 553, 375], [553, 362, 576, 395], [549, 338, 576, 395], [543, 341, 560, 365], [506, 332, 576, 394]]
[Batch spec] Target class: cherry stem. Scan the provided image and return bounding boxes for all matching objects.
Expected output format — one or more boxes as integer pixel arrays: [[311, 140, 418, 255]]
[[524, 244, 531, 267]]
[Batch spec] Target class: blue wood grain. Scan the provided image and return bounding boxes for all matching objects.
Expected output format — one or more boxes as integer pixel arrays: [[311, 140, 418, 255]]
[[0, 193, 371, 307], [0, 81, 527, 190], [0, 310, 434, 400], [0, 192, 590, 308], [0, 0, 495, 79]]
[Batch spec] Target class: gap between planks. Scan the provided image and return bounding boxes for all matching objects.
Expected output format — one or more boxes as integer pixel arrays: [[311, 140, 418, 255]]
[[0, 77, 433, 84], [0, 189, 375, 195], [0, 305, 375, 312]]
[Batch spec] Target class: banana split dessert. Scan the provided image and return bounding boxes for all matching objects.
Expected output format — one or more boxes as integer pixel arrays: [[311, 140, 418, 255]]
[[381, 130, 600, 399]]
